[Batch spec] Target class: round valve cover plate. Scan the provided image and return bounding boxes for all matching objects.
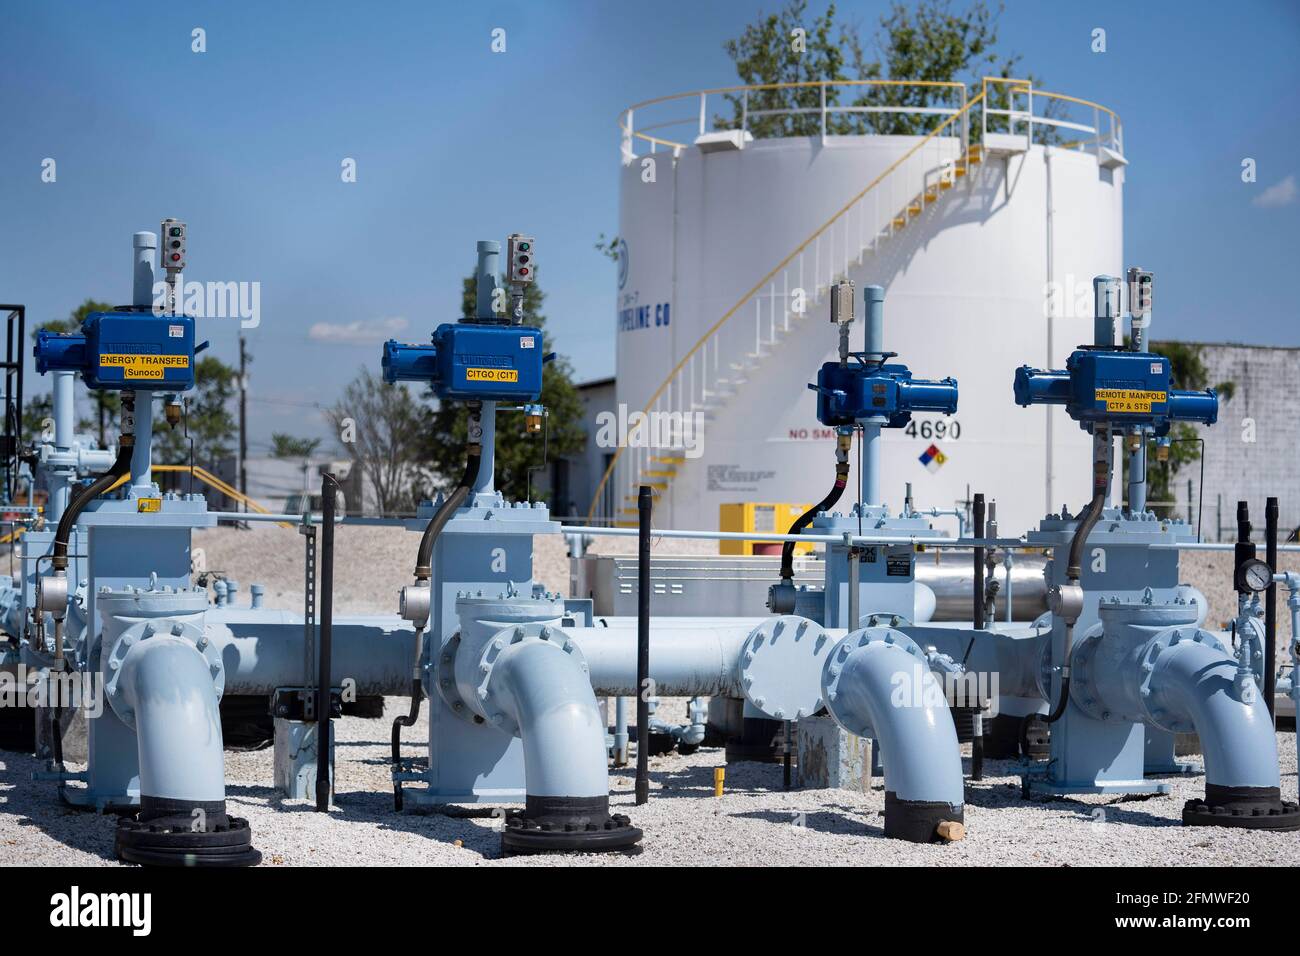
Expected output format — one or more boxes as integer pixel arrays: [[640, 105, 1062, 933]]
[[738, 616, 834, 721]]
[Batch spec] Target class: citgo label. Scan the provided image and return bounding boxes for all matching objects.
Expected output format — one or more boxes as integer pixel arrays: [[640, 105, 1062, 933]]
[[101, 354, 190, 380], [1094, 388, 1167, 413], [465, 368, 519, 383]]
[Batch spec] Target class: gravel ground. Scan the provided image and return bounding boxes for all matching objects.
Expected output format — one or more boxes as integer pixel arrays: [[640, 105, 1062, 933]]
[[3, 524, 1296, 867], [3, 701, 1295, 867]]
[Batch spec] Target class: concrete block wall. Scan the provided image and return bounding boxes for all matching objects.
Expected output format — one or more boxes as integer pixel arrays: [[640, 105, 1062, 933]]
[[1191, 344, 1300, 541]]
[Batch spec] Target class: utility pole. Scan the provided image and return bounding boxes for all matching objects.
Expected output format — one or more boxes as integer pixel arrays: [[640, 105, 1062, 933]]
[[239, 335, 248, 511]]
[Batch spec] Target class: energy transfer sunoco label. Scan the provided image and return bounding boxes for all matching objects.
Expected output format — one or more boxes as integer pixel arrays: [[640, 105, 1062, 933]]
[[1094, 388, 1167, 413], [100, 354, 190, 380]]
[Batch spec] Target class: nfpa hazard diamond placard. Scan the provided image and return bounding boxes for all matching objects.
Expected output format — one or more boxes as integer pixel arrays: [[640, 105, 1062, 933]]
[[918, 443, 947, 472]]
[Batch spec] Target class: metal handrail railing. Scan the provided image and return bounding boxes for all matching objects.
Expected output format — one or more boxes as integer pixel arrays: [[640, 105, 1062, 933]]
[[589, 90, 988, 521], [619, 79, 969, 158]]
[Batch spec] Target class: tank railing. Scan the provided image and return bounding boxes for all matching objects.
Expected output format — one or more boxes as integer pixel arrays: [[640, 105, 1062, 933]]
[[619, 79, 968, 160], [980, 77, 1123, 156], [592, 92, 986, 523]]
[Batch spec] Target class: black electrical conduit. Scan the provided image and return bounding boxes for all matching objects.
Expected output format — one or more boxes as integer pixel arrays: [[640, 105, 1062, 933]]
[[51, 438, 134, 572], [45, 427, 134, 791], [316, 472, 339, 813], [391, 438, 483, 810], [779, 459, 850, 583], [1044, 488, 1107, 724]]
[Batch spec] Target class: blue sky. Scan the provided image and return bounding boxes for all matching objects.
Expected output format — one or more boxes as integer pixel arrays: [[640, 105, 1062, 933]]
[[1, 0, 1296, 453]]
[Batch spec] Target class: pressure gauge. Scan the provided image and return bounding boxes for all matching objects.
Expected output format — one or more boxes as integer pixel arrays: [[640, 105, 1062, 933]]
[[1238, 557, 1273, 593]]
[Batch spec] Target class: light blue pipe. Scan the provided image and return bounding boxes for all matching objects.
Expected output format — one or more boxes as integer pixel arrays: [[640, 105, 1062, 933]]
[[115, 635, 225, 803], [99, 588, 225, 806], [860, 284, 885, 507], [472, 240, 502, 497], [1273, 573, 1300, 774], [1073, 595, 1287, 812], [481, 636, 608, 798], [821, 627, 964, 841]]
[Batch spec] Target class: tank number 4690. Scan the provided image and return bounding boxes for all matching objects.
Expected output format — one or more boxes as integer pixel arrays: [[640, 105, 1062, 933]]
[[904, 419, 962, 440]]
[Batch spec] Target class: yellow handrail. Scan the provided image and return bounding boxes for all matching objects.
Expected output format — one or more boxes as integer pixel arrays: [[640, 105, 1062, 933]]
[[588, 90, 987, 521]]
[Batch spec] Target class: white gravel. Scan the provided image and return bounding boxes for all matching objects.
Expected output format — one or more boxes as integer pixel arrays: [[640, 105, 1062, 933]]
[[3, 524, 1297, 866], [4, 703, 1295, 866]]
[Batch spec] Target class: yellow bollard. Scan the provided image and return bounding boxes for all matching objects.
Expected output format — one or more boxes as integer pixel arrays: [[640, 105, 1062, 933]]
[[713, 767, 725, 797]]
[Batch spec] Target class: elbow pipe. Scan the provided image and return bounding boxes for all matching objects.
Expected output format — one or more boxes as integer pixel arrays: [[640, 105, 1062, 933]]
[[1148, 637, 1295, 825], [1074, 598, 1298, 829], [116, 636, 226, 805], [109, 632, 261, 865], [455, 621, 643, 852], [822, 628, 964, 841]]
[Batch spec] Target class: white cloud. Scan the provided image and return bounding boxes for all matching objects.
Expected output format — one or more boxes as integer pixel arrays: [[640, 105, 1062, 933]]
[[1253, 174, 1297, 208], [308, 316, 409, 344]]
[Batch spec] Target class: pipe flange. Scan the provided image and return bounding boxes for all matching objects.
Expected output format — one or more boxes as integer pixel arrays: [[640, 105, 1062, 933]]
[[460, 623, 589, 736], [738, 616, 834, 721], [822, 626, 924, 738], [116, 810, 260, 867], [435, 631, 480, 726], [1183, 785, 1300, 831], [1069, 628, 1112, 722], [103, 619, 223, 730], [502, 799, 642, 855], [1136, 627, 1225, 734]]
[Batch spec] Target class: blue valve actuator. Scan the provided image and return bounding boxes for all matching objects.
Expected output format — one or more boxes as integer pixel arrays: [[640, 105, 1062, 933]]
[[34, 309, 198, 391], [1014, 348, 1217, 435], [382, 323, 544, 402], [812, 359, 958, 428]]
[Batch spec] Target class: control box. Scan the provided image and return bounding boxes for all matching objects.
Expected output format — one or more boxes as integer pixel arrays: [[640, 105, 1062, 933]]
[[35, 310, 196, 391], [383, 323, 544, 402], [161, 219, 187, 272]]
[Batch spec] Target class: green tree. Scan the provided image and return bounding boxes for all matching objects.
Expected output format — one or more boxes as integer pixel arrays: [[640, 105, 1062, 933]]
[[1124, 340, 1235, 520], [715, 1, 1030, 139], [27, 299, 111, 444], [271, 433, 321, 458], [418, 268, 586, 504], [328, 367, 425, 516], [154, 356, 239, 469]]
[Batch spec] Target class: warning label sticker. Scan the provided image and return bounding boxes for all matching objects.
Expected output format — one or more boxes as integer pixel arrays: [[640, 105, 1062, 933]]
[[1094, 388, 1166, 413], [466, 368, 519, 383], [101, 354, 189, 380]]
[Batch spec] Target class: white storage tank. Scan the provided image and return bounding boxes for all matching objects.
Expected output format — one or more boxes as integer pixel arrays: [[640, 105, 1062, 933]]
[[597, 79, 1127, 538]]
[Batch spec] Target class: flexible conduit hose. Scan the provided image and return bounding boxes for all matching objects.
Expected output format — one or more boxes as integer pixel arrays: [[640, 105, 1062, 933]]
[[390, 628, 424, 811], [414, 444, 482, 581], [51, 439, 134, 571], [392, 439, 482, 809], [1045, 489, 1107, 723], [780, 460, 850, 582]]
